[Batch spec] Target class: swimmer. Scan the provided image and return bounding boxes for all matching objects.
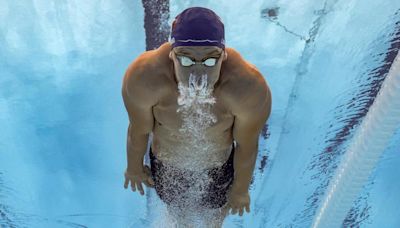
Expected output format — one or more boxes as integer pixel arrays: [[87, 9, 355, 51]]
[[122, 6, 272, 227]]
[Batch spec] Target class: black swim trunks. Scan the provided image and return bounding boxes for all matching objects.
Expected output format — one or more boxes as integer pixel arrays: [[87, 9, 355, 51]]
[[149, 144, 235, 209]]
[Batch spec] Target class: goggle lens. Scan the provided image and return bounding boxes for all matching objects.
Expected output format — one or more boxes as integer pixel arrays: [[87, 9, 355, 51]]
[[177, 55, 219, 67]]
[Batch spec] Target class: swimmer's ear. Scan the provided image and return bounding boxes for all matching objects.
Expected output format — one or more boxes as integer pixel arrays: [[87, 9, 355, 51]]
[[223, 51, 228, 61]]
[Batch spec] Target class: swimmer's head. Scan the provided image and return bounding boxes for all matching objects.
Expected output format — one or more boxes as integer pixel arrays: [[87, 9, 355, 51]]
[[169, 7, 225, 50], [168, 7, 228, 90]]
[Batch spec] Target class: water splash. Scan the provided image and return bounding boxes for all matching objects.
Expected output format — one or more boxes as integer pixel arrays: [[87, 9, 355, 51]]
[[177, 73, 217, 107], [151, 73, 230, 227], [173, 73, 225, 170], [177, 73, 217, 132]]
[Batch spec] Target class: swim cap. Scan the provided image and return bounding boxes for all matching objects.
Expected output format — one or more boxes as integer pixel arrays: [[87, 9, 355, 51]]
[[170, 7, 225, 50]]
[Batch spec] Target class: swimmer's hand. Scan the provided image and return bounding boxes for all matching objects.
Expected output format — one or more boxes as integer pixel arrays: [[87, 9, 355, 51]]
[[226, 190, 250, 216], [124, 165, 155, 195]]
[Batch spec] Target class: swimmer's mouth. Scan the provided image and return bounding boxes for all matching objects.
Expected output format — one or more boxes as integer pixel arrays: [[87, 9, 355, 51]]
[[188, 73, 208, 91]]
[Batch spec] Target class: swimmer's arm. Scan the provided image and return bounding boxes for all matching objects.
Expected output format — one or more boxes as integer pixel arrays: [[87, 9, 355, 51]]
[[231, 80, 272, 194], [122, 66, 157, 173]]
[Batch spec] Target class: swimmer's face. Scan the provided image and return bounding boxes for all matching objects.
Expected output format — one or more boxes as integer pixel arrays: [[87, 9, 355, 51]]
[[169, 45, 228, 90]]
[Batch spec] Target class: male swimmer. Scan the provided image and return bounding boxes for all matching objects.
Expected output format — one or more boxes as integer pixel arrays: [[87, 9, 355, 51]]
[[122, 6, 272, 227]]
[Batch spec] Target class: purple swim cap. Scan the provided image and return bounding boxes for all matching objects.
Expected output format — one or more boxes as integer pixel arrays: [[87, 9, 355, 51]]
[[170, 7, 225, 50]]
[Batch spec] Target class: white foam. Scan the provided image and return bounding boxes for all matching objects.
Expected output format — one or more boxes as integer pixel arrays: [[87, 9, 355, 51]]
[[151, 73, 229, 227]]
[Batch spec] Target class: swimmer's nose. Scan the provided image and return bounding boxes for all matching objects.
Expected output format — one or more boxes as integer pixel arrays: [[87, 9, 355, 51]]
[[191, 63, 207, 72], [191, 69, 207, 78]]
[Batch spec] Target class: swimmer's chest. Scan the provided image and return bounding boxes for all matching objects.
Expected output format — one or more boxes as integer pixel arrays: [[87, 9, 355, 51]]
[[152, 92, 234, 134]]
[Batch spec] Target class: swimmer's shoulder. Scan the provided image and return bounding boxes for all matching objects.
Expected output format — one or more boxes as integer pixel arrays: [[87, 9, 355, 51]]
[[220, 47, 271, 112], [221, 47, 263, 82], [123, 44, 172, 99]]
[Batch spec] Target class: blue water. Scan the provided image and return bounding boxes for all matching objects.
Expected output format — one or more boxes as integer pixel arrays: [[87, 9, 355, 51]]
[[1, 0, 400, 227]]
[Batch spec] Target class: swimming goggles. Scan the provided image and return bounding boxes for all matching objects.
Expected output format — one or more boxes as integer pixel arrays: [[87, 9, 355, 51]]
[[174, 51, 222, 67]]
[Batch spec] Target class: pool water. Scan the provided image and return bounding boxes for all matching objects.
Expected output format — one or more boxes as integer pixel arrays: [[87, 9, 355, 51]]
[[1, 0, 399, 227]]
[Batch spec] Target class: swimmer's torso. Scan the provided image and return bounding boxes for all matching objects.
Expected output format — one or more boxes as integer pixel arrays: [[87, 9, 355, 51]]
[[151, 82, 235, 170], [135, 42, 251, 170]]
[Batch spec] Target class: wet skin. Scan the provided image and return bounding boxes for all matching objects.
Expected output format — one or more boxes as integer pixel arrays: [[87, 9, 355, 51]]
[[122, 42, 272, 221]]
